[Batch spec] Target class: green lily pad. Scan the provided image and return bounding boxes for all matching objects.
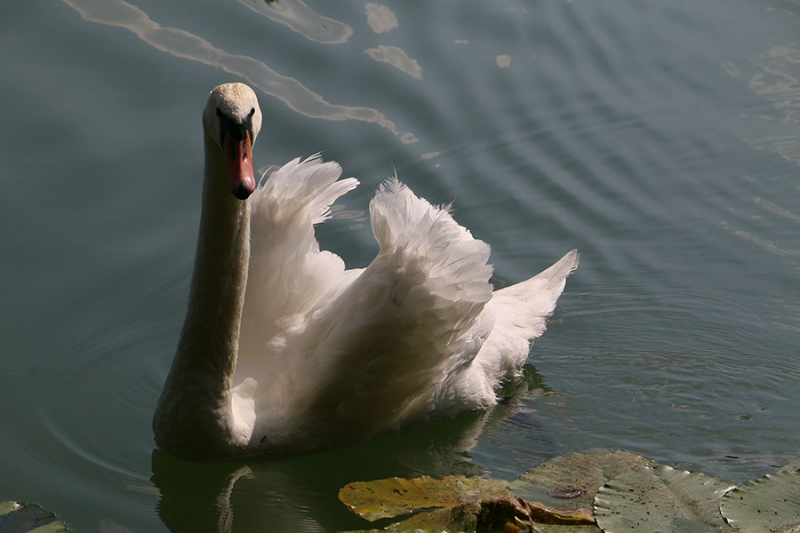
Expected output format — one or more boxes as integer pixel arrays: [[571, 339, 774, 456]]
[[339, 450, 800, 533], [594, 464, 736, 533], [0, 501, 70, 533], [339, 450, 662, 532], [509, 448, 653, 512], [720, 457, 800, 533]]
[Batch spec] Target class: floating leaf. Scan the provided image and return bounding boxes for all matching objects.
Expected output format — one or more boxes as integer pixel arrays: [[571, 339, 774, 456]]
[[548, 487, 586, 499], [379, 497, 534, 533], [594, 464, 736, 533], [515, 525, 601, 533], [378, 501, 484, 533], [340, 449, 654, 532], [340, 473, 595, 532], [341, 450, 800, 533], [720, 457, 800, 533], [509, 449, 653, 511], [0, 501, 70, 532], [339, 475, 509, 521]]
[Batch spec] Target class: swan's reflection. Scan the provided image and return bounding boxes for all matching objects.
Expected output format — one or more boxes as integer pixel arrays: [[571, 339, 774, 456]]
[[151, 399, 539, 533], [151, 364, 552, 532]]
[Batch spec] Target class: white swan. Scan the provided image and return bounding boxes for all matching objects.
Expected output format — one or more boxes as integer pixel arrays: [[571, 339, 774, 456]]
[[152, 83, 579, 460]]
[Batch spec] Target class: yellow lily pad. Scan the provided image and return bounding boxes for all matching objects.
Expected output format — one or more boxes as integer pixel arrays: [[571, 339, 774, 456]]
[[339, 475, 509, 521], [339, 473, 595, 532]]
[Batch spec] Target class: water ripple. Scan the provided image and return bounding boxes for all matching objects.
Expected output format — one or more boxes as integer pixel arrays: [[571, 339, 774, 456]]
[[60, 0, 416, 143]]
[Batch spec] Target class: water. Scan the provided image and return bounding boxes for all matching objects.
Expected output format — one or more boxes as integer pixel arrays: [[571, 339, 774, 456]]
[[2, 0, 800, 530]]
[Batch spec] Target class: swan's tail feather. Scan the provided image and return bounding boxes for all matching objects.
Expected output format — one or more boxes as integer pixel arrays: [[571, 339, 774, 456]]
[[495, 249, 579, 326], [474, 249, 579, 379]]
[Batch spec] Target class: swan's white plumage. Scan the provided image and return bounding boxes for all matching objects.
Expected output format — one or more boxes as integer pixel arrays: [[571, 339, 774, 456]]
[[153, 83, 578, 460], [233, 155, 577, 451]]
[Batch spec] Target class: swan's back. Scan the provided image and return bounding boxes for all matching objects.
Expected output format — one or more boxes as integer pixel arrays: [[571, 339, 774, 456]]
[[233, 156, 577, 451]]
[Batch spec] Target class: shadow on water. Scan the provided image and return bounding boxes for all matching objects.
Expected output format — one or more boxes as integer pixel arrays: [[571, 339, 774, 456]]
[[151, 365, 553, 532], [151, 414, 482, 532]]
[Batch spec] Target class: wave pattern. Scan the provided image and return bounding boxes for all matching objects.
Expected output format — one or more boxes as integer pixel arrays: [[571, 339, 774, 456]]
[[4, 0, 800, 530]]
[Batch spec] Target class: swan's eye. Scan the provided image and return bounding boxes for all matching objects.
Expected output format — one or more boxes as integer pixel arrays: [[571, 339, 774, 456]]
[[248, 108, 255, 118], [216, 107, 223, 117]]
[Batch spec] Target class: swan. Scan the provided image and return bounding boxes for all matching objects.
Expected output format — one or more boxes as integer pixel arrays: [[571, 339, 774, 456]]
[[152, 82, 579, 460]]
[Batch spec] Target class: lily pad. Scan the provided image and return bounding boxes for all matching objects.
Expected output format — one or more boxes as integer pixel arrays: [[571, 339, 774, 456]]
[[372, 496, 573, 533], [339, 475, 509, 521], [0, 501, 70, 533], [339, 450, 800, 533], [340, 474, 595, 532], [594, 464, 736, 533], [509, 449, 653, 511], [720, 457, 800, 533]]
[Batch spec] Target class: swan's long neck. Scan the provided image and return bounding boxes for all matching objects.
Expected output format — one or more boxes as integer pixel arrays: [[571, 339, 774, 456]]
[[153, 132, 251, 459]]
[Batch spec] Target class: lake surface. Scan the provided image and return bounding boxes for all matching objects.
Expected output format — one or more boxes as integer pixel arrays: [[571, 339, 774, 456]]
[[2, 0, 800, 531]]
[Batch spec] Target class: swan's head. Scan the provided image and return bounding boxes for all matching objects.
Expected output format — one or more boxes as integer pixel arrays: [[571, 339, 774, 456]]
[[203, 83, 263, 200]]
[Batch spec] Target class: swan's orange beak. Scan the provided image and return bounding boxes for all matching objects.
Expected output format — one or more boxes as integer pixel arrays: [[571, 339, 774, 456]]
[[223, 128, 256, 200]]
